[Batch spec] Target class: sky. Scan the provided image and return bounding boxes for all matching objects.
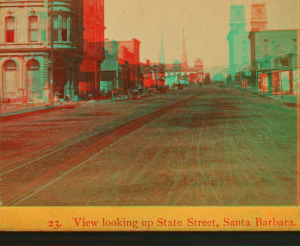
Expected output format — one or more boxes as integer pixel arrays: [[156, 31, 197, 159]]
[[105, 0, 298, 69]]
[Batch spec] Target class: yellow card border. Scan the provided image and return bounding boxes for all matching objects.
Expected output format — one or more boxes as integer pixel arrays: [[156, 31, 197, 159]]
[[1, 0, 300, 232], [0, 207, 299, 231]]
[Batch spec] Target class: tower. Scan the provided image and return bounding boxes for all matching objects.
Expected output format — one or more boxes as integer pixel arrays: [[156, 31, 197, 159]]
[[160, 29, 165, 64], [194, 58, 204, 83], [227, 3, 250, 76], [229, 4, 246, 32], [181, 28, 188, 69], [250, 1, 268, 32]]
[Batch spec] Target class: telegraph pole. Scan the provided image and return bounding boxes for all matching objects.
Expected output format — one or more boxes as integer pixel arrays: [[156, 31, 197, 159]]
[[49, 0, 54, 108], [297, 0, 300, 206]]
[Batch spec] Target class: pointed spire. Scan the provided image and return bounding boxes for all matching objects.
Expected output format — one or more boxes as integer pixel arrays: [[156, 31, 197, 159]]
[[181, 28, 188, 69], [160, 29, 165, 64]]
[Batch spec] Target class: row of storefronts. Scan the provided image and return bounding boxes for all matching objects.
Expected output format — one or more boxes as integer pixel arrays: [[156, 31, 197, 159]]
[[233, 30, 298, 95], [0, 0, 202, 102], [0, 52, 80, 103], [1, 0, 202, 102], [139, 59, 204, 89]]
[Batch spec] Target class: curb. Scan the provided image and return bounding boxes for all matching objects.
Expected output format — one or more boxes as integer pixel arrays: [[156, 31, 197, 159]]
[[1, 104, 76, 122], [244, 88, 272, 99], [245, 88, 298, 107], [226, 86, 298, 107]]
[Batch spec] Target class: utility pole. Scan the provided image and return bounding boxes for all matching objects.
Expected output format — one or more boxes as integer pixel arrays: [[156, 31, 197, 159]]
[[279, 54, 284, 100], [49, 0, 54, 108], [156, 51, 159, 92], [297, 0, 300, 206]]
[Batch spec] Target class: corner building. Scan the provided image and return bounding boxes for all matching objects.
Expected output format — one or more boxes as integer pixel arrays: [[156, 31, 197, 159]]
[[0, 0, 84, 103]]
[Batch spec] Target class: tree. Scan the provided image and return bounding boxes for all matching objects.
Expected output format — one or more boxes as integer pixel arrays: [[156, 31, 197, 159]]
[[204, 73, 211, 85]]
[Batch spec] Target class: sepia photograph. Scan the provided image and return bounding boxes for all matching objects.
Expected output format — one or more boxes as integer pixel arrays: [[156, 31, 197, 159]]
[[0, 0, 299, 213]]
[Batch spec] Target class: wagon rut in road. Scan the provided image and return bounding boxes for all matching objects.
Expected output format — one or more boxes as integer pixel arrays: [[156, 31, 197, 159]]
[[1, 96, 194, 206]]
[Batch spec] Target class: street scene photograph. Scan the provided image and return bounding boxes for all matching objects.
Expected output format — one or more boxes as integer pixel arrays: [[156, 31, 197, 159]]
[[0, 0, 299, 206]]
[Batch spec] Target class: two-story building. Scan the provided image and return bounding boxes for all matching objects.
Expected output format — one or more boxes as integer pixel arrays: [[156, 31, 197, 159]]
[[140, 61, 165, 88], [248, 29, 298, 94], [100, 38, 140, 93], [248, 3, 298, 94], [0, 0, 84, 103]]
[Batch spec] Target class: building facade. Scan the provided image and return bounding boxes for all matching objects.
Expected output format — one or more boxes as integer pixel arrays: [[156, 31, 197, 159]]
[[118, 39, 140, 89], [248, 29, 298, 94], [100, 38, 140, 93], [99, 40, 119, 93], [164, 29, 204, 87], [140, 59, 155, 88], [140, 61, 165, 88], [248, 3, 298, 94], [194, 58, 204, 84], [79, 0, 105, 98], [0, 0, 84, 103]]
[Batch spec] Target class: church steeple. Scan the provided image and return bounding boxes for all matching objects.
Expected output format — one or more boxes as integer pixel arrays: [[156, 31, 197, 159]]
[[160, 29, 165, 64], [181, 28, 188, 69]]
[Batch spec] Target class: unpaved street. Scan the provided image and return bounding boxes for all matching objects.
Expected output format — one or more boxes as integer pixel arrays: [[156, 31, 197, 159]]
[[1, 86, 297, 205]]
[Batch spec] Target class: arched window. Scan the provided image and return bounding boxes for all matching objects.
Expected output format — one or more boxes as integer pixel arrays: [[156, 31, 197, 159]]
[[4, 60, 17, 70], [27, 59, 40, 70], [5, 17, 15, 42], [27, 59, 41, 101], [29, 16, 38, 42], [3, 60, 18, 99]]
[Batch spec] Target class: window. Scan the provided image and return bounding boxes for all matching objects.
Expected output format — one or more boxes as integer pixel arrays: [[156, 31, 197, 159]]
[[62, 15, 68, 41], [6, 17, 15, 42], [96, 0, 102, 20], [4, 60, 18, 98], [29, 16, 38, 42], [52, 15, 58, 41], [27, 59, 41, 96], [5, 60, 17, 70], [52, 14, 70, 42], [27, 59, 40, 70]]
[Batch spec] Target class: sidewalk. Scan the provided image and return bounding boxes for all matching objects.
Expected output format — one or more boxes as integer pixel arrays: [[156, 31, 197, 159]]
[[0, 95, 130, 120], [1, 103, 49, 117], [0, 101, 78, 120], [237, 86, 298, 105]]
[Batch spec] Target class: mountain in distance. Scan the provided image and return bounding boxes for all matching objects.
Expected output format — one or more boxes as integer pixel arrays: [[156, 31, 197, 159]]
[[204, 64, 229, 77]]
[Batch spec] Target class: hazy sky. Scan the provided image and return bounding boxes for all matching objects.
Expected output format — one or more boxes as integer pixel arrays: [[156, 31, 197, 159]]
[[105, 0, 298, 69]]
